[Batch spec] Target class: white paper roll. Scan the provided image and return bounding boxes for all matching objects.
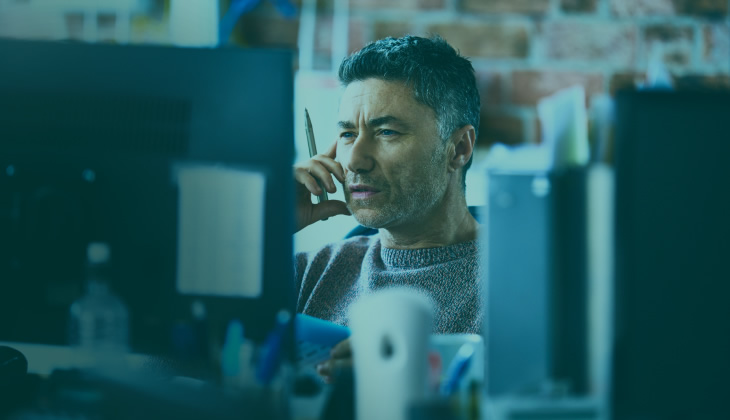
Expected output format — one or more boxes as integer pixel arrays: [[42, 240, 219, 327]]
[[349, 287, 434, 420]]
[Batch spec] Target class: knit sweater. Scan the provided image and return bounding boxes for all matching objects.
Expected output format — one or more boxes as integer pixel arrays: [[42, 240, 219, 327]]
[[294, 234, 482, 334]]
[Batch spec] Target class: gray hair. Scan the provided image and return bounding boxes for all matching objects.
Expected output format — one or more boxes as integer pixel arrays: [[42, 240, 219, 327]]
[[338, 35, 480, 183]]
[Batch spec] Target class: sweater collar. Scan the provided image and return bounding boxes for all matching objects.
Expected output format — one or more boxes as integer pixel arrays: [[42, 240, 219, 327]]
[[376, 237, 479, 269]]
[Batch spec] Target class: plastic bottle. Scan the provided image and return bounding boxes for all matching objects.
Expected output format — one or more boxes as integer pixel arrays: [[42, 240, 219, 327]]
[[68, 242, 129, 366]]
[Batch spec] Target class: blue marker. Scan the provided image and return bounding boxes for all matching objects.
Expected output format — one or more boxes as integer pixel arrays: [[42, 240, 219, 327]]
[[255, 310, 291, 385], [440, 343, 475, 396]]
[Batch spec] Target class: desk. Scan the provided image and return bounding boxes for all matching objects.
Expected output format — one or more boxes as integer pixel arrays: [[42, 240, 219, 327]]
[[0, 341, 150, 375], [2, 342, 606, 420], [1, 341, 328, 420]]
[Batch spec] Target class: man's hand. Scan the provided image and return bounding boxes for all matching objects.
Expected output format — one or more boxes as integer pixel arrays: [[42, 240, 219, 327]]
[[294, 141, 350, 232], [316, 338, 353, 384]]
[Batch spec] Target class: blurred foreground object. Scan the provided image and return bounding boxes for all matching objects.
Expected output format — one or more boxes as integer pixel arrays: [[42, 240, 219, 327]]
[[612, 89, 730, 419], [350, 288, 434, 420]]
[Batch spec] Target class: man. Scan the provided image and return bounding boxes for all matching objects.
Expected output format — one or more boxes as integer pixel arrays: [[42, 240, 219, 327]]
[[293, 35, 481, 379]]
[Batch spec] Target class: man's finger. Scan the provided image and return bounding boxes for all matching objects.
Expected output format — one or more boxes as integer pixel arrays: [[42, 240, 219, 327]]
[[330, 338, 352, 359], [312, 155, 345, 184], [325, 140, 338, 159], [313, 200, 350, 221], [316, 358, 353, 384], [307, 162, 338, 193], [294, 168, 323, 196]]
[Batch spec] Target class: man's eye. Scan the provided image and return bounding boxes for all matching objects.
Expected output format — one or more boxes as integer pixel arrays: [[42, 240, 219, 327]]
[[339, 132, 355, 140], [379, 129, 398, 136]]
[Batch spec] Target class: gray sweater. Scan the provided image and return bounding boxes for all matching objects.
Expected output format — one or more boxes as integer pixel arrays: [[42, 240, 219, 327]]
[[294, 235, 482, 334]]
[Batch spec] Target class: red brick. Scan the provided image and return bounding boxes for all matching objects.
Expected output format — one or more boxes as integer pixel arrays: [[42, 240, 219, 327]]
[[429, 23, 529, 59], [463, 0, 550, 14], [476, 70, 505, 106], [675, 0, 728, 17], [644, 25, 694, 67], [313, 0, 334, 11], [350, 0, 444, 10], [511, 71, 604, 106], [543, 21, 637, 68], [373, 22, 417, 42], [348, 19, 368, 54], [610, 72, 644, 94], [611, 0, 676, 16], [645, 25, 693, 42], [704, 24, 730, 65], [675, 74, 730, 90], [613, 0, 728, 16], [480, 112, 525, 146], [561, 0, 598, 12]]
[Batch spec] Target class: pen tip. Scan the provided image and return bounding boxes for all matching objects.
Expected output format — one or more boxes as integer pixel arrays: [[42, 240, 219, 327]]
[[305, 108, 313, 128]]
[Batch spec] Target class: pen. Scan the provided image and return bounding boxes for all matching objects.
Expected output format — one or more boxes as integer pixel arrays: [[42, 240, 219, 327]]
[[304, 108, 328, 204], [440, 342, 475, 396], [255, 310, 291, 385]]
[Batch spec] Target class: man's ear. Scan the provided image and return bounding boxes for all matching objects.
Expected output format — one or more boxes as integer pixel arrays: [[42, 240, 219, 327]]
[[448, 125, 476, 172]]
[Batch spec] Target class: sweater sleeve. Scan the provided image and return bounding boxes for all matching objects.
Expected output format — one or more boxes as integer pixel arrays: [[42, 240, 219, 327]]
[[293, 252, 309, 297], [293, 251, 318, 313], [293, 237, 374, 315]]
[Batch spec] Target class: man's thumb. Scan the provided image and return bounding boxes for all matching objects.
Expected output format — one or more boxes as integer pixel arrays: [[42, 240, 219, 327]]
[[315, 200, 350, 220]]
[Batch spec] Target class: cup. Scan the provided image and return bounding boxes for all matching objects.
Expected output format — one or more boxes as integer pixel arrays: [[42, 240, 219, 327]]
[[349, 287, 434, 420]]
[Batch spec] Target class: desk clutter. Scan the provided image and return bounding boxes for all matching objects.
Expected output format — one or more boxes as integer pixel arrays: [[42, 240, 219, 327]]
[[2, 287, 482, 420], [0, 365, 287, 419], [2, 288, 487, 420]]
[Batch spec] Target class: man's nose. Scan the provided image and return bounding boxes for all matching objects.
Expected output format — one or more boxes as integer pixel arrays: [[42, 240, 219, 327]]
[[343, 134, 375, 174]]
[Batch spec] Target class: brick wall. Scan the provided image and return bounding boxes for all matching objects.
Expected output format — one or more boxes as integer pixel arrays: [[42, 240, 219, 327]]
[[235, 0, 730, 147]]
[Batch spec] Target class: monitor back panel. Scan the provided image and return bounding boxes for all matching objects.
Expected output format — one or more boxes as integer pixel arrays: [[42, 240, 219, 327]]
[[0, 40, 295, 352], [613, 90, 730, 419]]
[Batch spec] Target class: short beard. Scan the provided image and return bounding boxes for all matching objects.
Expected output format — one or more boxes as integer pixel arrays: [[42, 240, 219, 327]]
[[345, 142, 448, 229]]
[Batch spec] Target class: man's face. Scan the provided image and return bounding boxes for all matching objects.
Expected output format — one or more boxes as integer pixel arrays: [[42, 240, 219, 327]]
[[336, 78, 449, 229]]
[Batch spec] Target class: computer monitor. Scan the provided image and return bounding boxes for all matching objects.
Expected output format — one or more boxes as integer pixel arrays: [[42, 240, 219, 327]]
[[0, 39, 296, 356], [612, 89, 730, 418]]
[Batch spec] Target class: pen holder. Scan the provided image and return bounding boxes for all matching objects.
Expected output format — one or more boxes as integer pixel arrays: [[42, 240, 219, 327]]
[[349, 288, 434, 420], [431, 334, 483, 395]]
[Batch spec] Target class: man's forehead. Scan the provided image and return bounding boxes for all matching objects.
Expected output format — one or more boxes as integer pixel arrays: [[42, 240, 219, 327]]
[[338, 78, 421, 119], [341, 78, 412, 99]]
